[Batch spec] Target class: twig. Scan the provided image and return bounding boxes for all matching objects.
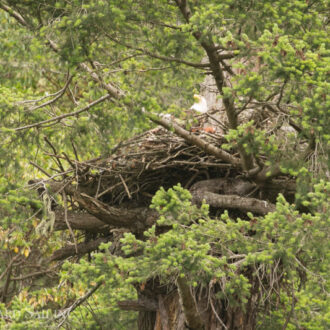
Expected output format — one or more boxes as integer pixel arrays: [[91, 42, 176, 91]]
[[44, 136, 66, 174], [62, 152, 76, 169], [105, 33, 210, 69], [28, 75, 73, 111], [71, 140, 79, 161], [0, 3, 29, 27], [30, 161, 52, 178], [119, 174, 132, 199], [62, 192, 78, 254], [14, 93, 111, 131], [54, 282, 102, 328], [145, 112, 241, 167]]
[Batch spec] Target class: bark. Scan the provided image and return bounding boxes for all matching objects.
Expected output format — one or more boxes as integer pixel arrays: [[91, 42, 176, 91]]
[[117, 297, 158, 311], [49, 182, 158, 232], [177, 277, 204, 330], [192, 191, 275, 215], [54, 209, 110, 233], [146, 113, 240, 167], [50, 237, 108, 261]]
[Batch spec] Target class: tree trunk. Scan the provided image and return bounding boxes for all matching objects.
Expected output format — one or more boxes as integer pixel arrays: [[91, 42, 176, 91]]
[[135, 286, 257, 330]]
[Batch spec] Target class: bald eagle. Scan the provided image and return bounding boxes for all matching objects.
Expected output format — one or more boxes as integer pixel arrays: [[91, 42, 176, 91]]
[[190, 94, 208, 113]]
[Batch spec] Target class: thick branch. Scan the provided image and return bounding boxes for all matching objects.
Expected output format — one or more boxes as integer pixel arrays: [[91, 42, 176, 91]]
[[49, 182, 158, 232], [50, 237, 108, 261], [118, 297, 158, 311], [177, 277, 204, 330], [175, 1, 254, 171], [146, 113, 241, 167], [54, 209, 110, 233], [0, 3, 29, 27], [192, 191, 275, 215]]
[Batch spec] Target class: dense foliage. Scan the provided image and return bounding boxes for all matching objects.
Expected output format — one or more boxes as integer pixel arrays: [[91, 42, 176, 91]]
[[0, 0, 329, 329]]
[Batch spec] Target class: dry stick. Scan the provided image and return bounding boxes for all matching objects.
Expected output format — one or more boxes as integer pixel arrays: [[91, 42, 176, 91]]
[[54, 282, 102, 328], [105, 33, 210, 69], [71, 140, 79, 161], [30, 161, 52, 178], [44, 136, 66, 174], [146, 112, 241, 168], [62, 192, 78, 254], [118, 174, 132, 199], [0, 255, 20, 282], [14, 93, 111, 131], [29, 75, 73, 111], [95, 173, 103, 198], [0, 3, 29, 27], [12, 264, 60, 281]]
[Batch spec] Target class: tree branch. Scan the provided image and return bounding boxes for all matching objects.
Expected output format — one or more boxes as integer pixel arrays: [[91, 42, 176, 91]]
[[175, 0, 254, 171], [146, 112, 241, 167], [54, 282, 103, 327], [192, 190, 275, 215], [54, 209, 110, 233], [48, 182, 158, 232], [28, 75, 73, 111], [50, 237, 108, 261], [177, 276, 204, 330], [105, 33, 209, 69], [13, 93, 111, 131], [0, 2, 29, 27], [118, 297, 158, 311]]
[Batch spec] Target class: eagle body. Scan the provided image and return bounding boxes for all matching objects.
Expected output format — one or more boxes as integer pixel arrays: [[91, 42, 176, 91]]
[[190, 94, 208, 113]]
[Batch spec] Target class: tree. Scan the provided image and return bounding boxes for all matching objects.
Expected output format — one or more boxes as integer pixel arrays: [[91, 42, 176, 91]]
[[0, 1, 329, 329]]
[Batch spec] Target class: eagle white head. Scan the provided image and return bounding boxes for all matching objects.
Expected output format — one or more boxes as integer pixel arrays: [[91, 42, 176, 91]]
[[190, 94, 208, 113]]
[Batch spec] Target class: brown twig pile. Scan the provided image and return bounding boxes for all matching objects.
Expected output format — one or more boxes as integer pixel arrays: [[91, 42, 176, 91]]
[[62, 123, 233, 208]]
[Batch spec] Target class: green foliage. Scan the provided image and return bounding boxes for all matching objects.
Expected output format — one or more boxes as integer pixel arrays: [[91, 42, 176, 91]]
[[62, 183, 329, 327], [0, 0, 329, 328]]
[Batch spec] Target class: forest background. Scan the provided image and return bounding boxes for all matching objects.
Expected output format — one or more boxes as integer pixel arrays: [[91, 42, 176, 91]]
[[0, 1, 329, 329]]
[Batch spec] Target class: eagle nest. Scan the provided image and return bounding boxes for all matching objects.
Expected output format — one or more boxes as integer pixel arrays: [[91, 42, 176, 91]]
[[75, 125, 231, 206], [30, 113, 297, 260]]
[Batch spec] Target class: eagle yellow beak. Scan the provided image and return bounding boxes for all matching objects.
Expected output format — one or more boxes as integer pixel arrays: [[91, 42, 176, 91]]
[[193, 94, 201, 102]]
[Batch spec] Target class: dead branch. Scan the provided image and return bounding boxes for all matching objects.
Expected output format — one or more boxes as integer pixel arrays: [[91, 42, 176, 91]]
[[14, 93, 111, 131], [54, 209, 109, 232], [28, 75, 73, 111], [118, 297, 159, 311], [192, 191, 275, 215], [54, 282, 103, 328], [50, 237, 108, 261], [0, 3, 29, 27], [146, 112, 240, 167]]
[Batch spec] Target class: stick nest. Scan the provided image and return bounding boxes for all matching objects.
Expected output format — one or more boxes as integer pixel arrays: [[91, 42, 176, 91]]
[[71, 124, 232, 207]]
